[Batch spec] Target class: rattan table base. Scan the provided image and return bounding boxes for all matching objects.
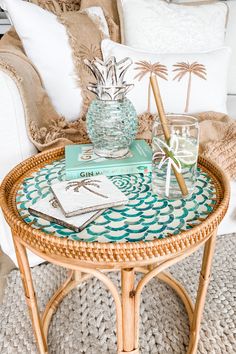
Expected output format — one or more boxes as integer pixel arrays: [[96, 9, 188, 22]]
[[13, 229, 216, 354], [0, 148, 230, 354]]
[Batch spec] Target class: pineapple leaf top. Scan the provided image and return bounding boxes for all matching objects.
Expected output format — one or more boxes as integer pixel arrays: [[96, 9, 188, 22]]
[[84, 56, 134, 100]]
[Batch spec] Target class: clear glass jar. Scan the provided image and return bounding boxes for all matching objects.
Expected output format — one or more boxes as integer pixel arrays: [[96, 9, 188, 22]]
[[86, 98, 137, 158], [152, 114, 199, 199]]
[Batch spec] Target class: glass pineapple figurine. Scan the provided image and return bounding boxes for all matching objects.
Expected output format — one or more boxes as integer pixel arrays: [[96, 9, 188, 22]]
[[85, 56, 137, 158]]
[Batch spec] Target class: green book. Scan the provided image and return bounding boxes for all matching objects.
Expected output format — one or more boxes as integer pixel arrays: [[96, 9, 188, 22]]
[[65, 140, 152, 180]]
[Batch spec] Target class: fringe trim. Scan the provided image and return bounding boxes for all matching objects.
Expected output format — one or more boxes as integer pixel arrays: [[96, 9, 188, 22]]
[[0, 58, 22, 82], [103, 11, 120, 42], [80, 9, 108, 38], [29, 116, 90, 146], [56, 13, 91, 120], [136, 112, 157, 145], [29, 0, 80, 14]]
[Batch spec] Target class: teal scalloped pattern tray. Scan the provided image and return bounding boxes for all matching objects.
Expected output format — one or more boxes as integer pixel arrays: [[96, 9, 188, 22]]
[[16, 159, 217, 243]]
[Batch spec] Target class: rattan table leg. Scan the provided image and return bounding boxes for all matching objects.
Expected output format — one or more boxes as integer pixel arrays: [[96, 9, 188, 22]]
[[121, 268, 138, 353], [188, 230, 217, 354], [12, 230, 216, 354], [136, 266, 194, 323], [157, 272, 194, 323], [13, 238, 48, 354], [39, 265, 123, 353], [42, 271, 93, 339]]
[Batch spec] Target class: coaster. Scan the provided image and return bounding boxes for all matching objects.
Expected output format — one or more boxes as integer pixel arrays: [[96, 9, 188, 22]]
[[51, 175, 129, 217]]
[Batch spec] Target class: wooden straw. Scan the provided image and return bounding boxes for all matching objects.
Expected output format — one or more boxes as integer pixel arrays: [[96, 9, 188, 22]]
[[150, 74, 189, 196]]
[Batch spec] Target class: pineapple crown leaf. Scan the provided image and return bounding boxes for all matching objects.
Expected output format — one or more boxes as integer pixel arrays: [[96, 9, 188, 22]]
[[84, 56, 133, 88]]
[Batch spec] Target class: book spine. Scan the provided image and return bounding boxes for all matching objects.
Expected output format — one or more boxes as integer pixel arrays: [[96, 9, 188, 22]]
[[66, 164, 152, 180], [28, 208, 79, 232]]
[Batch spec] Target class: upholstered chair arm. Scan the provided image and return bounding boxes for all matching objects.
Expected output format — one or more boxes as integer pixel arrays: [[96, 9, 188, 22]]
[[0, 29, 41, 180]]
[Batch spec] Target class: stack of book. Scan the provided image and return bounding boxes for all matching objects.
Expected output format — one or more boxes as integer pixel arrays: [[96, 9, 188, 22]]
[[29, 140, 152, 232], [29, 175, 128, 232], [65, 140, 152, 180]]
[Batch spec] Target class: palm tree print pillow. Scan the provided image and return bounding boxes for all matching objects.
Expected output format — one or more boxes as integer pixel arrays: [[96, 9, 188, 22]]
[[102, 39, 231, 115]]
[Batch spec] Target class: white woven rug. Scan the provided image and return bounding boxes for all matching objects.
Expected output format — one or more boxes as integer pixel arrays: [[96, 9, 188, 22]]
[[0, 234, 235, 354]]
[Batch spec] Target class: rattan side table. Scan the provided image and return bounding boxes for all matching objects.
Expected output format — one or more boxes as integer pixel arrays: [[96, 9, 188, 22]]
[[0, 147, 230, 354]]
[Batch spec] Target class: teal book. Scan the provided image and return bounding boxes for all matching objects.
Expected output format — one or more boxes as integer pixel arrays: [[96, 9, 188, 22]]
[[65, 140, 152, 180]]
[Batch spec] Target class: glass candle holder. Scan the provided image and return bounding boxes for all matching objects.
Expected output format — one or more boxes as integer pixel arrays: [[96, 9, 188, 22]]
[[152, 114, 199, 199]]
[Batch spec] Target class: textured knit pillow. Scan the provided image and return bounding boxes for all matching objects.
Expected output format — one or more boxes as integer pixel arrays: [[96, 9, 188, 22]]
[[102, 39, 231, 115], [29, 0, 81, 14], [3, 0, 115, 121], [118, 0, 228, 53]]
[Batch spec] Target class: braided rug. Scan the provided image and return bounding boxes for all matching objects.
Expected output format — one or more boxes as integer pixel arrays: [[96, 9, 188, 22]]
[[0, 234, 235, 354]]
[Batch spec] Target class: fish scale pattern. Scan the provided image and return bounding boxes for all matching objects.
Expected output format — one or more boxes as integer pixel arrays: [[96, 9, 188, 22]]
[[0, 235, 235, 353], [16, 158, 217, 242]]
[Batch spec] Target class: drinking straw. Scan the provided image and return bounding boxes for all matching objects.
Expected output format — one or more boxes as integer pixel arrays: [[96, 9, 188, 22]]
[[150, 75, 189, 196]]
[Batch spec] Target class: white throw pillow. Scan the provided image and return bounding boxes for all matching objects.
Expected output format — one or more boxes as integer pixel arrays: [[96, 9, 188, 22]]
[[1, 0, 109, 121], [166, 0, 236, 94], [118, 0, 228, 53], [102, 39, 231, 115]]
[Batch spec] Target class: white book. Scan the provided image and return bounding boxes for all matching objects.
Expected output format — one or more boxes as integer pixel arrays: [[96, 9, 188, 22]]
[[28, 194, 105, 232], [51, 175, 129, 217]]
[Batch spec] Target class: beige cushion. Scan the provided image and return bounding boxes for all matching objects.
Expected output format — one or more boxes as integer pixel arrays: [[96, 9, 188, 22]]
[[80, 0, 121, 44], [57, 10, 107, 118], [80, 0, 119, 24]]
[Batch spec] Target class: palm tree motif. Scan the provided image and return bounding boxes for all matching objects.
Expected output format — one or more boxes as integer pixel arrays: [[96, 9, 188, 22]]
[[49, 197, 58, 209], [79, 44, 102, 75], [65, 179, 108, 199], [173, 62, 207, 112], [134, 61, 168, 112]]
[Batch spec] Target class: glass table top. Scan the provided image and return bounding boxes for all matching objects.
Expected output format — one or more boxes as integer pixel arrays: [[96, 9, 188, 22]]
[[16, 158, 217, 243]]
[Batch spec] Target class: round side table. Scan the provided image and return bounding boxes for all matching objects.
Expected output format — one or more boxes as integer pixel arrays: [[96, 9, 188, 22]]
[[0, 147, 230, 354]]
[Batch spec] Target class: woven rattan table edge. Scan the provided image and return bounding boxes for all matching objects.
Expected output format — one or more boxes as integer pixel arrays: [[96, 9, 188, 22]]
[[0, 147, 230, 265]]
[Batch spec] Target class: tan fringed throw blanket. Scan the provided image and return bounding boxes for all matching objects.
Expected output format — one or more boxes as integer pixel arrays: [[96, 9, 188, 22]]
[[0, 27, 235, 179]]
